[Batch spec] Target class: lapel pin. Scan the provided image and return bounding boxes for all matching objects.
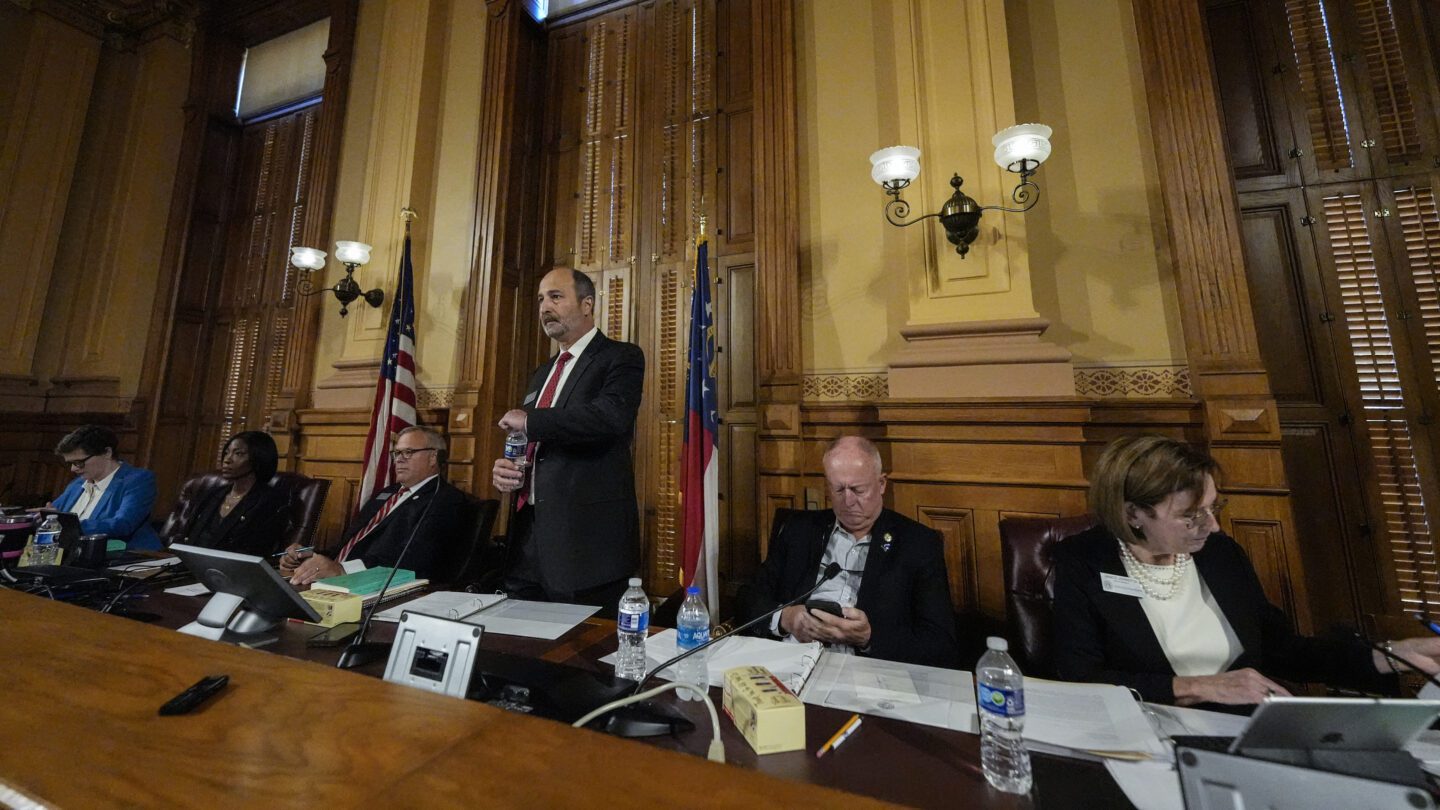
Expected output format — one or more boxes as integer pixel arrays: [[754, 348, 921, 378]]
[[881, 532, 893, 553]]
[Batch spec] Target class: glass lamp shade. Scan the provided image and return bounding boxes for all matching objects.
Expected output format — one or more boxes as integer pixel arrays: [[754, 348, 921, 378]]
[[992, 124, 1053, 170], [289, 246, 327, 271], [869, 145, 922, 187], [334, 241, 373, 266]]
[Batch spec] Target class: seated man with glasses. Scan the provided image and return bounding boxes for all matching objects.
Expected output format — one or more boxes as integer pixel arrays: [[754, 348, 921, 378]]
[[1053, 433, 1440, 707], [50, 424, 162, 550], [283, 426, 466, 584], [736, 436, 958, 668]]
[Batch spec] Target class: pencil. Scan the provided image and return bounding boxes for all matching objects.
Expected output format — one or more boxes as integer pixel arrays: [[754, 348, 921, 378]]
[[816, 714, 862, 757]]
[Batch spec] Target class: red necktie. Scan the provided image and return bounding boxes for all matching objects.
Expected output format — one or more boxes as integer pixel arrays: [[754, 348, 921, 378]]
[[516, 351, 572, 510], [337, 486, 408, 562]]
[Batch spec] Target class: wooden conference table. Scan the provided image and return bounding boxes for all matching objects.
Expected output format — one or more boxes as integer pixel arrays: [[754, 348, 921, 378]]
[[0, 586, 1136, 808]]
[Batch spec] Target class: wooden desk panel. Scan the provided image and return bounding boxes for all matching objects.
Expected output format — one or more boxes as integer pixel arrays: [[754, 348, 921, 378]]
[[0, 590, 866, 808]]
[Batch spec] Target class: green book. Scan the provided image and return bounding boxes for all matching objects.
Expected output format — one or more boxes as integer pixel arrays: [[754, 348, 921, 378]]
[[310, 566, 416, 596]]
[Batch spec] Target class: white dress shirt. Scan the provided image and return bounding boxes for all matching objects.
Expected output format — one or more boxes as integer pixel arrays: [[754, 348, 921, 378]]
[[528, 326, 599, 503], [772, 522, 872, 655], [70, 465, 120, 521]]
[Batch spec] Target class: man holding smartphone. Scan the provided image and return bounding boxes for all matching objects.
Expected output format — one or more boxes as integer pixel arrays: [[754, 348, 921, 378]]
[[736, 436, 958, 668]]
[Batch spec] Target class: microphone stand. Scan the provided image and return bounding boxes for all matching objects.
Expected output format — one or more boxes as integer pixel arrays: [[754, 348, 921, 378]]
[[336, 484, 439, 670], [629, 561, 844, 697]]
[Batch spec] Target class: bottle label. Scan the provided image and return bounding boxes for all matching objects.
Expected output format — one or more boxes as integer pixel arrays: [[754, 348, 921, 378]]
[[677, 625, 709, 650], [618, 608, 649, 633], [978, 684, 1025, 718], [35, 530, 60, 547]]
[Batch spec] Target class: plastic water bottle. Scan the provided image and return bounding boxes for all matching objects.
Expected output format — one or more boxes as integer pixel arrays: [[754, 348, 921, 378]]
[[674, 586, 711, 700], [615, 578, 650, 681], [30, 514, 62, 567], [503, 430, 528, 470], [977, 636, 1032, 794]]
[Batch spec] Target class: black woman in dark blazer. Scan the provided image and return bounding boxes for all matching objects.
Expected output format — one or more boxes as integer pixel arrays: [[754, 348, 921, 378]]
[[185, 431, 291, 557], [1053, 434, 1440, 707]]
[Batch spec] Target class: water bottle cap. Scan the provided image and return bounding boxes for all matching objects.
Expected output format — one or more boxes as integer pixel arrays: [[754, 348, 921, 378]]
[[686, 586, 700, 595], [986, 636, 1009, 652], [628, 577, 642, 586]]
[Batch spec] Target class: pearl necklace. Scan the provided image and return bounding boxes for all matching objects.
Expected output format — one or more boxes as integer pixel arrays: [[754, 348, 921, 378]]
[[1117, 539, 1191, 601]]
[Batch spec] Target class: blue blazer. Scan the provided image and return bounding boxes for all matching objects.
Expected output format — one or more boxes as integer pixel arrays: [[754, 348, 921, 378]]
[[53, 462, 162, 550]]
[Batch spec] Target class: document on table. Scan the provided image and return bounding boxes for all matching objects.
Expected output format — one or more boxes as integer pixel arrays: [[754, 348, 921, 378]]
[[461, 599, 597, 639], [163, 582, 211, 597], [373, 591, 506, 623], [609, 630, 823, 694], [1022, 677, 1167, 757], [800, 653, 978, 733]]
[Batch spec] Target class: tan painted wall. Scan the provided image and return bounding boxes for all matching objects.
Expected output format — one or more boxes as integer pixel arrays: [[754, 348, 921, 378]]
[[312, 0, 487, 408], [795, 0, 1184, 378]]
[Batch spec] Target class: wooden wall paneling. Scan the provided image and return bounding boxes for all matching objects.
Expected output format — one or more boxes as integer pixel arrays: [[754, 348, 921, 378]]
[[272, 0, 360, 461], [714, 0, 753, 255], [1236, 187, 1382, 628], [1133, 0, 1309, 630], [453, 0, 548, 503], [717, 255, 757, 600], [1204, 0, 1298, 193], [749, 0, 801, 417]]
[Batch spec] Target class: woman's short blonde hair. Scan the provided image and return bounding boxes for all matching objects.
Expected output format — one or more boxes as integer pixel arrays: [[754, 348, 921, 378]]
[[1088, 434, 1220, 546]]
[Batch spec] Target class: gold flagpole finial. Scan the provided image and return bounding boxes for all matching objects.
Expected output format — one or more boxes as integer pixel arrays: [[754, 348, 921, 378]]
[[698, 213, 708, 240], [400, 206, 418, 234]]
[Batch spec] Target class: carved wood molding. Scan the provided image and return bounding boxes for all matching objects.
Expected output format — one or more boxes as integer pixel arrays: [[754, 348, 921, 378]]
[[272, 0, 358, 445], [1129, 0, 1269, 398], [750, 0, 801, 408]]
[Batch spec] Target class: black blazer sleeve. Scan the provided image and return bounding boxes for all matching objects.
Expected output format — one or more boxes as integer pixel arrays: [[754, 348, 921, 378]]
[[1052, 539, 1178, 702]]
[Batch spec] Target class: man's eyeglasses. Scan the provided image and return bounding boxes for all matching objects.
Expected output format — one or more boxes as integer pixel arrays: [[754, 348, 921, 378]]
[[1179, 499, 1227, 530], [389, 448, 438, 461], [62, 454, 96, 470]]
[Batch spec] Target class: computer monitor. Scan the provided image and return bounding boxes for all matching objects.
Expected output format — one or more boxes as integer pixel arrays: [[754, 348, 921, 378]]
[[170, 543, 320, 642]]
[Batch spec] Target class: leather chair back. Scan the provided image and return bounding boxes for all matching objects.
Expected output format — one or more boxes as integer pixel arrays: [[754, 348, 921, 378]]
[[442, 495, 502, 588], [158, 471, 330, 555], [998, 514, 1098, 677]]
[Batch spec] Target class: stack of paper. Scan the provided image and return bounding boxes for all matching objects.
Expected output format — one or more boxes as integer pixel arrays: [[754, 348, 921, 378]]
[[373, 591, 507, 623], [632, 630, 823, 695], [462, 600, 599, 640], [800, 654, 977, 732]]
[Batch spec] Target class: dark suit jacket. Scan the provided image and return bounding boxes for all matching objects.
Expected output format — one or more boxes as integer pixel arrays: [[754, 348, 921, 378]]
[[187, 483, 291, 557], [736, 508, 959, 668], [1053, 525, 1391, 704], [521, 330, 644, 593], [337, 477, 468, 581]]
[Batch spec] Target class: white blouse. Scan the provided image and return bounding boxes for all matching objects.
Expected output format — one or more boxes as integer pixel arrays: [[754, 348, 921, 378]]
[[1121, 556, 1243, 676]]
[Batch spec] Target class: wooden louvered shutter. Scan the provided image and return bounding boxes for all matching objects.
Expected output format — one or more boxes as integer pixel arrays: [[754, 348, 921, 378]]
[[1319, 190, 1438, 610], [1284, 0, 1354, 172], [1352, 0, 1423, 165], [1394, 186, 1440, 388]]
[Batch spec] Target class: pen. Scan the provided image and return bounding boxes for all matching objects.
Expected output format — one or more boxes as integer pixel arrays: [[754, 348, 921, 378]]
[[816, 714, 862, 758], [1416, 612, 1440, 637], [273, 546, 314, 558]]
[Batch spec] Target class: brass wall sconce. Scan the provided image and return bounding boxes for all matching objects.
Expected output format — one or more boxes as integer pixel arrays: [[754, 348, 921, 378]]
[[869, 123, 1053, 258], [289, 241, 385, 317]]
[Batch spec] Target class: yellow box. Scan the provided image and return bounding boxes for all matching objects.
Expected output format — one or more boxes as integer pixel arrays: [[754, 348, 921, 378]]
[[722, 665, 806, 755], [300, 589, 363, 628]]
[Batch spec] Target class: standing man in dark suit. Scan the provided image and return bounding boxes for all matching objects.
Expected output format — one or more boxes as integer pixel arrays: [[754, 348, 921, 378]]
[[283, 426, 466, 583], [491, 268, 645, 615], [737, 436, 958, 668]]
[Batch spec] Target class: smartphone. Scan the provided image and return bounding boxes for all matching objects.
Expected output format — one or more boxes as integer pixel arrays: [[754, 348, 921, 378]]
[[305, 623, 360, 647], [805, 599, 845, 618]]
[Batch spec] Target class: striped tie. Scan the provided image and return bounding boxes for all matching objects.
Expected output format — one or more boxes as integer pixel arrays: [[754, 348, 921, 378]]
[[516, 351, 572, 510], [337, 486, 409, 562]]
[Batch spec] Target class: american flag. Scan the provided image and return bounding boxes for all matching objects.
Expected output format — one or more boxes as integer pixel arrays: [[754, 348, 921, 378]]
[[357, 232, 418, 507], [680, 231, 720, 614]]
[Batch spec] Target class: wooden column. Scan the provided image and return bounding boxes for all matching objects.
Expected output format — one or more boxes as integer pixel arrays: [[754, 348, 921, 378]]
[[452, 0, 546, 491], [750, 0, 802, 437], [271, 0, 359, 467], [1130, 0, 1310, 629]]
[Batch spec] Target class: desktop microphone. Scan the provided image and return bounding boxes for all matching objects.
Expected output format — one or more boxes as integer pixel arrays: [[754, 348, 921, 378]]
[[336, 482, 440, 670], [1356, 633, 1440, 693], [628, 561, 844, 697]]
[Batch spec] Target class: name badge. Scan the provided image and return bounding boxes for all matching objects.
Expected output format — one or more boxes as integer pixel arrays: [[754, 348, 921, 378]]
[[523, 391, 537, 405], [1100, 573, 1146, 598]]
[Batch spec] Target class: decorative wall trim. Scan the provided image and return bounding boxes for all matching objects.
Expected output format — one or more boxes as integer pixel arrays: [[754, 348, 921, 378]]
[[415, 386, 454, 410], [802, 373, 888, 401], [1074, 364, 1192, 399]]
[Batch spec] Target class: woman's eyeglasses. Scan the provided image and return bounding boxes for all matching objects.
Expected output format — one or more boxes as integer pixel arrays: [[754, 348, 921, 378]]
[[1178, 499, 1227, 530]]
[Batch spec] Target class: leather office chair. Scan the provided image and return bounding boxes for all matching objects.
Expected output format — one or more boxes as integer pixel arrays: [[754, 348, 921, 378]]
[[998, 514, 1098, 677], [444, 495, 502, 589], [157, 471, 330, 555]]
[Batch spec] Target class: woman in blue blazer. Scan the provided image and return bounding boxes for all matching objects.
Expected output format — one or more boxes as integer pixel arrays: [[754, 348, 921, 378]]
[[51, 425, 162, 550]]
